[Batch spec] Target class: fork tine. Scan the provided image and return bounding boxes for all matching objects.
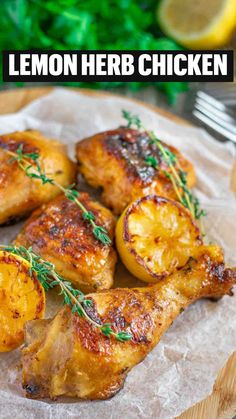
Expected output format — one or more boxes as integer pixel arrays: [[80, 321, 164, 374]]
[[196, 89, 236, 110], [193, 109, 236, 143], [194, 88, 236, 143], [194, 103, 236, 136], [195, 96, 236, 126], [196, 91, 227, 111]]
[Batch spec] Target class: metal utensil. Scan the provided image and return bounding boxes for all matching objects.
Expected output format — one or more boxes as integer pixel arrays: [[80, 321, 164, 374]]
[[193, 84, 236, 143]]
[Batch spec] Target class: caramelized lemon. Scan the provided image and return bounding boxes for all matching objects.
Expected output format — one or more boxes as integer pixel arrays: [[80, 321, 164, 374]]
[[158, 0, 236, 49], [116, 195, 202, 283], [0, 251, 45, 352]]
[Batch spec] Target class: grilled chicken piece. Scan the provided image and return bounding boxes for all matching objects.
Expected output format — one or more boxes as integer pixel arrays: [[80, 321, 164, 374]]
[[15, 193, 117, 293], [22, 245, 236, 400], [0, 130, 75, 225], [76, 128, 195, 214]]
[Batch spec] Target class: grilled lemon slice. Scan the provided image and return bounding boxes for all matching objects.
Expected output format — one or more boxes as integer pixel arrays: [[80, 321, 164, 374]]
[[116, 195, 202, 283], [157, 0, 236, 49], [0, 251, 45, 352]]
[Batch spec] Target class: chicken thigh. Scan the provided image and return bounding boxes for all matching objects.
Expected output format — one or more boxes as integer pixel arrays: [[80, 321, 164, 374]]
[[22, 245, 236, 400], [15, 193, 117, 293], [0, 130, 75, 224], [76, 128, 195, 214]]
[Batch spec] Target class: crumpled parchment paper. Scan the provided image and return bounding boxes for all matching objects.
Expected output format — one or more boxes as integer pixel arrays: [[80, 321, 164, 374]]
[[0, 88, 236, 419]]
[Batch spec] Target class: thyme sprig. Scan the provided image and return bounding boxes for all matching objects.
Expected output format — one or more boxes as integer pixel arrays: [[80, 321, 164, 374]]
[[0, 244, 132, 343], [4, 145, 111, 246], [122, 110, 206, 226]]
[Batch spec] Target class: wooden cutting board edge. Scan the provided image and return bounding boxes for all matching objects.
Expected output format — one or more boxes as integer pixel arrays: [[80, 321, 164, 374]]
[[0, 86, 235, 419]]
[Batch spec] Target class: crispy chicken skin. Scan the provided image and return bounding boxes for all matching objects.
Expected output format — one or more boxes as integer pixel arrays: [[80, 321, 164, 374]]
[[76, 128, 196, 214], [15, 193, 117, 293], [0, 130, 75, 225], [22, 245, 236, 400]]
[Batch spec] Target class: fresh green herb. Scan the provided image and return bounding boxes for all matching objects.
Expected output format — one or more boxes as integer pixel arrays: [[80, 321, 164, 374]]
[[0, 244, 132, 342], [4, 146, 111, 245], [145, 155, 158, 168], [122, 110, 143, 129], [0, 0, 187, 103], [122, 110, 206, 228]]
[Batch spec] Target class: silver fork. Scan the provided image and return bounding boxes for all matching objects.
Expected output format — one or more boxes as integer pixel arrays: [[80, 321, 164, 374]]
[[193, 86, 236, 144]]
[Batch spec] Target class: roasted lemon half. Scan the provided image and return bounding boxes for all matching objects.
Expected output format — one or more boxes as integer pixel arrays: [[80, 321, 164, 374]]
[[0, 251, 45, 352], [116, 195, 202, 283]]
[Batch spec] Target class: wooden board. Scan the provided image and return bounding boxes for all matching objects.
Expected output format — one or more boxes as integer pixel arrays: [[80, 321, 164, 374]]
[[0, 87, 235, 419]]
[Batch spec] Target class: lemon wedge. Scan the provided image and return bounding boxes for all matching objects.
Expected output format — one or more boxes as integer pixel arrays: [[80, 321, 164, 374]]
[[157, 0, 236, 49]]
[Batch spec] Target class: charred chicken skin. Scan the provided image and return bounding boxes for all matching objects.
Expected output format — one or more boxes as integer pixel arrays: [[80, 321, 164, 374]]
[[22, 245, 236, 400], [0, 130, 75, 225], [15, 193, 117, 293], [76, 128, 195, 214]]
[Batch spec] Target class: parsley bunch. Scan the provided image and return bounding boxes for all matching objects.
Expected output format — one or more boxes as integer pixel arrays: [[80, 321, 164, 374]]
[[0, 0, 187, 103]]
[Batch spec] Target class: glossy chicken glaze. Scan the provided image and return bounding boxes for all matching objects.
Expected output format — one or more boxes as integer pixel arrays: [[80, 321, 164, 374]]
[[22, 246, 236, 400], [76, 128, 195, 214], [0, 130, 75, 225], [15, 193, 117, 292]]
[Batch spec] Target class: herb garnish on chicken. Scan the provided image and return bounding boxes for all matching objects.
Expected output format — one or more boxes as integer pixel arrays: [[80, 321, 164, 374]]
[[76, 120, 196, 215], [0, 244, 132, 343], [21, 245, 236, 400], [2, 145, 111, 245], [122, 110, 206, 225]]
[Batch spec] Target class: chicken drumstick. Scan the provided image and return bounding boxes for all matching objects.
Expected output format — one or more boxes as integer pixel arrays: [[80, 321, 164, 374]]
[[22, 245, 236, 400]]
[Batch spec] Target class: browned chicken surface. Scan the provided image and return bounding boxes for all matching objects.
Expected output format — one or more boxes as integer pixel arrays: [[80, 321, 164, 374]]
[[15, 193, 117, 293], [0, 130, 75, 225], [22, 245, 236, 400], [76, 128, 195, 214]]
